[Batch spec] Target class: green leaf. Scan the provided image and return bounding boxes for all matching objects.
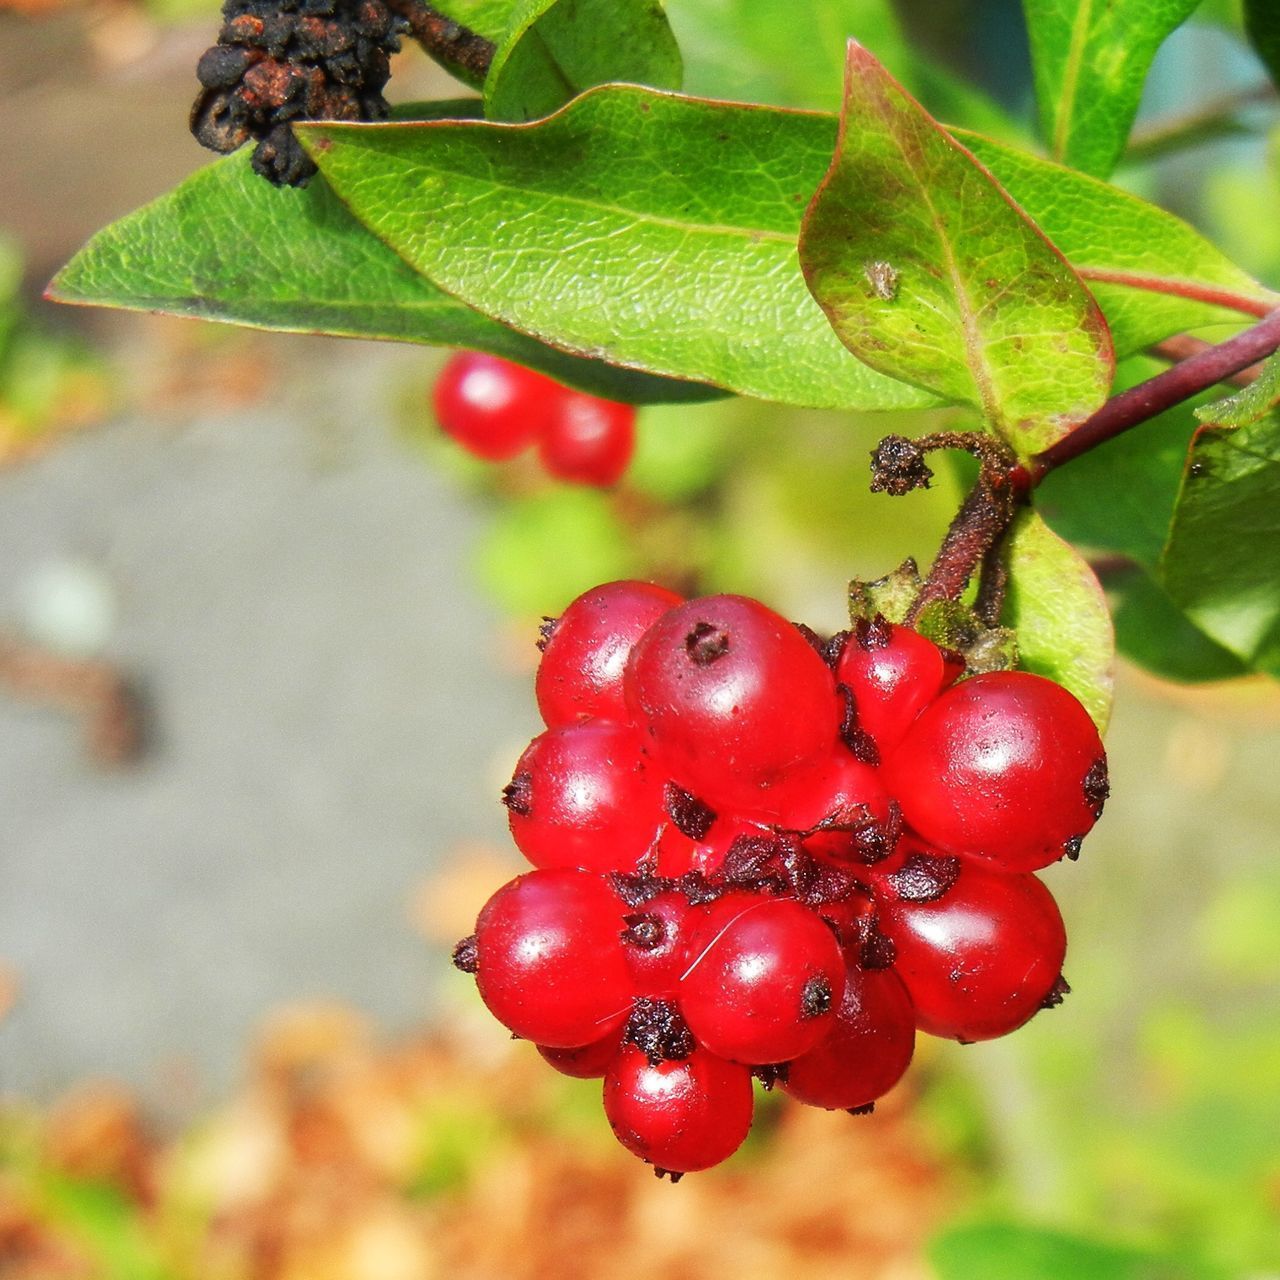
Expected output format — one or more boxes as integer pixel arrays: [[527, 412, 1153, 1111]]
[[1244, 0, 1280, 89], [484, 0, 681, 122], [475, 489, 641, 614], [799, 43, 1114, 455], [1036, 357, 1202, 569], [1023, 0, 1201, 178], [47, 148, 715, 406], [1002, 508, 1115, 730], [1161, 363, 1280, 676], [930, 1219, 1230, 1280], [958, 134, 1279, 355], [301, 88, 938, 410], [302, 87, 1269, 410], [1109, 566, 1249, 683], [1194, 346, 1280, 428], [433, 0, 519, 41], [30, 1173, 176, 1280]]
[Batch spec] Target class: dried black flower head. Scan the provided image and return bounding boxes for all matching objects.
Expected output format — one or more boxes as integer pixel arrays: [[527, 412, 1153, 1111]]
[[191, 0, 407, 186]]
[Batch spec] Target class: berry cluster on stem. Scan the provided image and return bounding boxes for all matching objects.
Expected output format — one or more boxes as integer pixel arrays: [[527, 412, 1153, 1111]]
[[454, 580, 1107, 1176]]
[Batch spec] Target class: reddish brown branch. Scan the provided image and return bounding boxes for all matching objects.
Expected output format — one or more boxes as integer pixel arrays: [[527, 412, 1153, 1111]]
[[1150, 335, 1264, 387], [1031, 307, 1280, 478], [386, 0, 495, 82]]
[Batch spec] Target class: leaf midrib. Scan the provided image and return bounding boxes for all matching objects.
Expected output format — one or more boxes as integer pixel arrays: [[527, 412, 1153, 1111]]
[[1052, 0, 1095, 161], [337, 141, 799, 247], [877, 111, 1002, 425]]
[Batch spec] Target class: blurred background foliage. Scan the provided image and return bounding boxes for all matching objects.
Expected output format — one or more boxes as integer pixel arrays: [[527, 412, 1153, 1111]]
[[1, 0, 1278, 1276]]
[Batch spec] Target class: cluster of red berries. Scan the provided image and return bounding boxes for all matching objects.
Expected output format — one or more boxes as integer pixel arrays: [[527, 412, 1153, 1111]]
[[432, 353, 636, 487], [453, 581, 1108, 1178]]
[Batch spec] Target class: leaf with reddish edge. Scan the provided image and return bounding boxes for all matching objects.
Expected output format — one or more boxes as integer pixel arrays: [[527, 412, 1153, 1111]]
[[800, 42, 1115, 458]]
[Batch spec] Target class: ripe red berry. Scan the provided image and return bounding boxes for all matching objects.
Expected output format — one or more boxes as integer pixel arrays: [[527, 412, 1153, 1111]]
[[619, 889, 693, 998], [679, 893, 846, 1064], [536, 581, 683, 727], [834, 617, 960, 753], [783, 965, 915, 1110], [539, 391, 636, 486], [879, 862, 1066, 1042], [432, 352, 557, 460], [539, 1034, 620, 1079], [883, 671, 1108, 871], [504, 723, 664, 873], [603, 1044, 754, 1173], [761, 749, 898, 863], [474, 870, 632, 1047], [625, 595, 840, 805]]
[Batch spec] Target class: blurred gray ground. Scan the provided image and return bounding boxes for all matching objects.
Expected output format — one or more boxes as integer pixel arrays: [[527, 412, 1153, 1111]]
[[0, 12, 544, 1107], [0, 340, 537, 1106]]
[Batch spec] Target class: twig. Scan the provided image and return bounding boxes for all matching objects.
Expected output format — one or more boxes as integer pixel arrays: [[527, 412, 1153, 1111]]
[[1126, 83, 1277, 164], [1031, 307, 1280, 478], [387, 0, 495, 84], [1150, 335, 1264, 387]]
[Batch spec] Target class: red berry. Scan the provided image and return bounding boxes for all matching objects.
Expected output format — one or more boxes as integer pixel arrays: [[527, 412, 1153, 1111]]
[[603, 1044, 754, 1173], [762, 750, 898, 863], [879, 862, 1066, 1042], [539, 392, 636, 486], [883, 671, 1108, 871], [619, 890, 693, 998], [536, 581, 683, 727], [539, 1034, 620, 1079], [432, 352, 557, 461], [504, 723, 664, 873], [625, 595, 840, 805], [783, 965, 915, 1109], [834, 617, 959, 753], [680, 893, 846, 1064], [474, 870, 632, 1047]]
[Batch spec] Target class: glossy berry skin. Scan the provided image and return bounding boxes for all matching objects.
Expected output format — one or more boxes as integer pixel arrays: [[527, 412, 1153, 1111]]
[[536, 581, 683, 727], [834, 620, 961, 753], [883, 671, 1107, 871], [603, 1044, 754, 1173], [783, 966, 916, 1110], [539, 392, 636, 487], [880, 863, 1065, 1042], [680, 893, 846, 1064], [626, 595, 840, 806], [505, 723, 664, 873], [761, 751, 897, 863], [474, 870, 632, 1048], [539, 1035, 620, 1079], [432, 352, 557, 461], [620, 889, 693, 998]]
